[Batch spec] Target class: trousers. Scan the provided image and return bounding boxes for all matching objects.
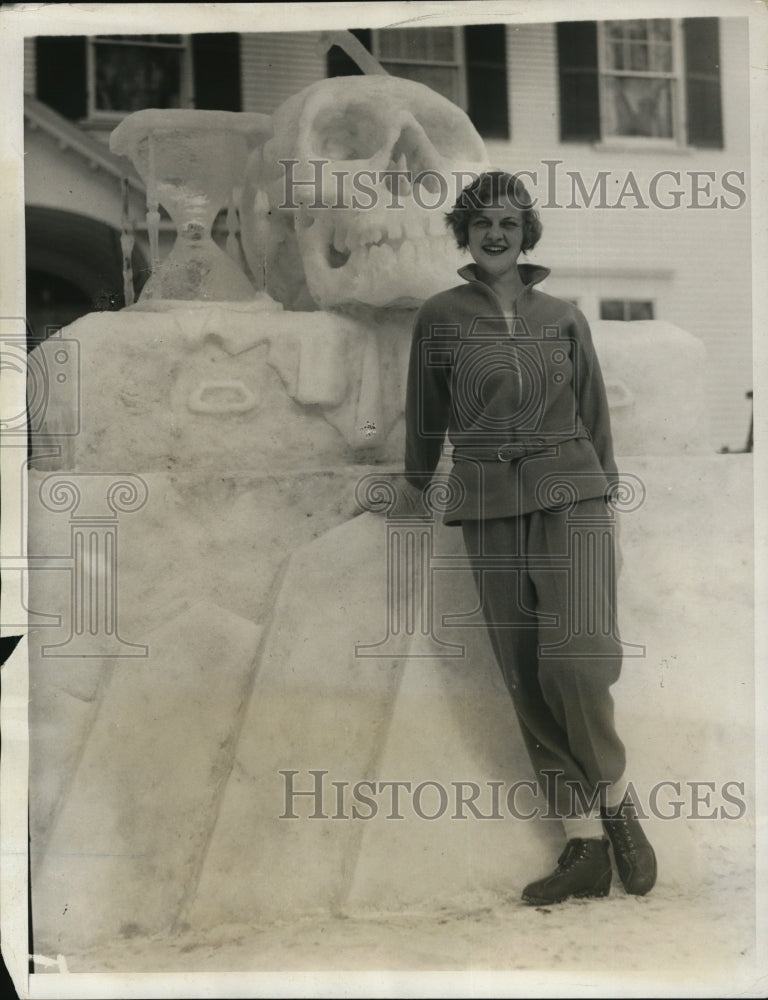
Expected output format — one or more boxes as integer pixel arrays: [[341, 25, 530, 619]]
[[460, 497, 626, 819]]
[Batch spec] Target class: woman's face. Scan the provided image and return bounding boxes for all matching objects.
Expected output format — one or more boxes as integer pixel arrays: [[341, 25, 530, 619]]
[[466, 201, 525, 279]]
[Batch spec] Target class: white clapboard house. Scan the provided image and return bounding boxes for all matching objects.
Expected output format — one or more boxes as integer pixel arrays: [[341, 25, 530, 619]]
[[22, 19, 753, 450]]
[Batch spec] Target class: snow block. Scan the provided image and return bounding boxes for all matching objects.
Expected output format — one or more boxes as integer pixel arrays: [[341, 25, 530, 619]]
[[592, 321, 709, 455], [187, 512, 409, 926], [343, 648, 561, 914], [31, 603, 263, 952]]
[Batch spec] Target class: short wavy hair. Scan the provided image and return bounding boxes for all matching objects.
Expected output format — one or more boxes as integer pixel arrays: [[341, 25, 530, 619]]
[[445, 171, 542, 253]]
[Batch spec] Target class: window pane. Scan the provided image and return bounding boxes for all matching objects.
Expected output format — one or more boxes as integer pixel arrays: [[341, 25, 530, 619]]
[[629, 300, 654, 320], [628, 42, 649, 71], [94, 43, 182, 111], [649, 42, 673, 72], [600, 300, 655, 320], [430, 27, 456, 61], [401, 28, 429, 61], [608, 40, 625, 70], [378, 27, 455, 63], [603, 76, 673, 137], [380, 62, 458, 103], [649, 20, 671, 42], [377, 29, 407, 60], [600, 300, 626, 321]]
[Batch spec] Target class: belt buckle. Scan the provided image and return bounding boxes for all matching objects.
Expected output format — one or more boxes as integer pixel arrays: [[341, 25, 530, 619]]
[[497, 444, 518, 462]]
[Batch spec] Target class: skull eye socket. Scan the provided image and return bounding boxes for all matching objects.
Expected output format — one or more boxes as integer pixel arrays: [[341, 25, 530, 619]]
[[309, 105, 390, 160]]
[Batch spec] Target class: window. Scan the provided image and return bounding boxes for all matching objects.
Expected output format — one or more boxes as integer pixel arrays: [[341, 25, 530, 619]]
[[327, 26, 509, 140], [557, 18, 723, 147], [373, 27, 466, 107], [599, 20, 678, 141], [87, 35, 192, 117], [35, 35, 241, 121], [600, 299, 654, 321]]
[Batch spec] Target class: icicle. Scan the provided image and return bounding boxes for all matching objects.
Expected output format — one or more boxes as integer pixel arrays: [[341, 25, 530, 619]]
[[226, 188, 240, 263], [120, 176, 135, 307], [146, 131, 161, 276], [251, 189, 270, 293]]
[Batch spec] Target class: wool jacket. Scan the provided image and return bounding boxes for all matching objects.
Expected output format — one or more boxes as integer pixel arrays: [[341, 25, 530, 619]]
[[404, 262, 619, 524]]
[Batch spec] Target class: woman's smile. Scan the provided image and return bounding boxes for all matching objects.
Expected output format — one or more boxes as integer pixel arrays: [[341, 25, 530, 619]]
[[467, 202, 525, 277]]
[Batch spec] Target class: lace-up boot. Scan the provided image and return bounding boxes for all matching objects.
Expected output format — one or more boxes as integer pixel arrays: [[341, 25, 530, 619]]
[[601, 806, 657, 895], [522, 838, 612, 905]]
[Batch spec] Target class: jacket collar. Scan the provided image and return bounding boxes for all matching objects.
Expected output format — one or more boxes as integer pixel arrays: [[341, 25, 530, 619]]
[[457, 262, 551, 288]]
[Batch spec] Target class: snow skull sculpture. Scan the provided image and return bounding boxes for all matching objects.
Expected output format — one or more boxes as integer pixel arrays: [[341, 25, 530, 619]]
[[241, 75, 490, 310]]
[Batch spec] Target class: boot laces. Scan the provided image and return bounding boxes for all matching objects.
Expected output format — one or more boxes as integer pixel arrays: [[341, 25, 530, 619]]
[[609, 816, 638, 855], [557, 840, 591, 871]]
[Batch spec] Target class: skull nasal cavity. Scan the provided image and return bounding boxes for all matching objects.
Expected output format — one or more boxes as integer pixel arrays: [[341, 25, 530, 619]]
[[327, 245, 351, 269]]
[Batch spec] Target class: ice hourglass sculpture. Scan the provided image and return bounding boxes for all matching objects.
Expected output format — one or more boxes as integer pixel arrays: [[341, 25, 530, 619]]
[[111, 109, 272, 303]]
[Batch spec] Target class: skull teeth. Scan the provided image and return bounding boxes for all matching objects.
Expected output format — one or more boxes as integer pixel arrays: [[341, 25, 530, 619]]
[[319, 205, 451, 272]]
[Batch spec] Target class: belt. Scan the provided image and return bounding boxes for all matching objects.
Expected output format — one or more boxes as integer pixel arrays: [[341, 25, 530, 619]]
[[452, 429, 591, 463]]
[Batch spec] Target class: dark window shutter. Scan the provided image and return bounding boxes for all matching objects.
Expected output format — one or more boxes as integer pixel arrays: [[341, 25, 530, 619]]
[[556, 22, 600, 142], [683, 18, 723, 148], [464, 25, 509, 139], [36, 37, 87, 120], [192, 34, 241, 110], [326, 30, 372, 76]]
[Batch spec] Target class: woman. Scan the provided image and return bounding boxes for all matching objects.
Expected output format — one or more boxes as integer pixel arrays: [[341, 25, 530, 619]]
[[401, 171, 656, 905]]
